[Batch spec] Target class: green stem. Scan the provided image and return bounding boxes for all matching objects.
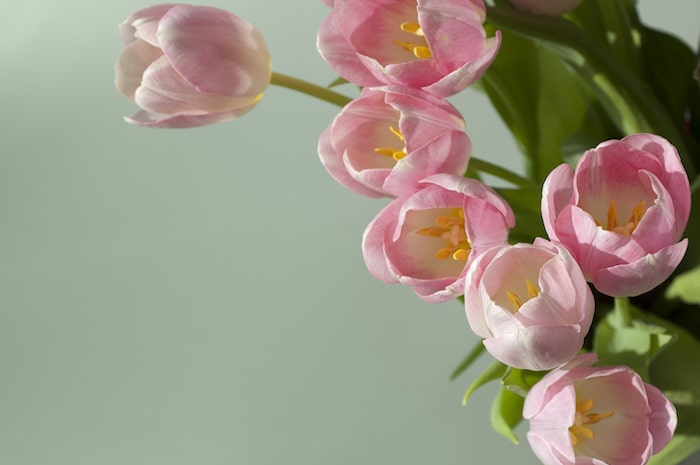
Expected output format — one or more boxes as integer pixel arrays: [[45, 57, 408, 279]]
[[614, 296, 632, 326], [485, 6, 697, 179], [270, 72, 353, 108], [468, 157, 534, 188]]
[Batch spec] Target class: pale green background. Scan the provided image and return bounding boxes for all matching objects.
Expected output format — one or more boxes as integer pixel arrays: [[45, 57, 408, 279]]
[[0, 1, 697, 464]]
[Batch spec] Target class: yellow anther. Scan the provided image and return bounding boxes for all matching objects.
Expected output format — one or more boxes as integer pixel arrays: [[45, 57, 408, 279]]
[[393, 150, 407, 161], [435, 248, 452, 260], [507, 290, 523, 313], [416, 227, 447, 237], [390, 126, 404, 141], [526, 278, 540, 299], [400, 21, 424, 36], [374, 147, 396, 157], [394, 41, 433, 59], [452, 248, 470, 261], [569, 398, 614, 447], [606, 201, 618, 230]]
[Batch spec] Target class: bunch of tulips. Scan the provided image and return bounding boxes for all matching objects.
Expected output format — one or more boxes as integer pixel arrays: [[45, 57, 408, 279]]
[[115, 1, 700, 464]]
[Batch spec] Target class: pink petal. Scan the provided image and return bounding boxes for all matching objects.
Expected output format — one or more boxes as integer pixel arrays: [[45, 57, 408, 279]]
[[119, 3, 175, 46], [644, 383, 677, 454], [361, 197, 404, 283], [157, 5, 271, 97], [124, 108, 243, 128], [541, 163, 574, 242], [591, 239, 688, 297], [114, 39, 163, 99]]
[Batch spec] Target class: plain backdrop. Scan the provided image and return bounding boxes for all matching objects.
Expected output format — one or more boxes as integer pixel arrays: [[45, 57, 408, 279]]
[[1, 1, 697, 464]]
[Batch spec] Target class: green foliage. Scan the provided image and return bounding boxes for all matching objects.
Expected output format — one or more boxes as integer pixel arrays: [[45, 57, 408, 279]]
[[462, 360, 507, 405], [490, 388, 524, 445], [666, 265, 700, 305], [450, 341, 487, 381]]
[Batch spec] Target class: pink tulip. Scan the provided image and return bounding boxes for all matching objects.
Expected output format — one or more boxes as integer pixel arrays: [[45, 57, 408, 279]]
[[524, 354, 677, 465], [317, 0, 501, 97], [115, 4, 271, 128], [362, 174, 515, 302], [464, 239, 594, 371], [507, 0, 582, 15], [318, 87, 471, 198], [542, 134, 691, 297]]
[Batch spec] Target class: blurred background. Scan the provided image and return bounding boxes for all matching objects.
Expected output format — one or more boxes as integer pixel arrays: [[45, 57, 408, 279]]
[[1, 1, 697, 464]]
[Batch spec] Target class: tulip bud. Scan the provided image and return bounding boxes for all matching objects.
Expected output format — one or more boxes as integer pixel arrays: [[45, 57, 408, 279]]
[[115, 4, 271, 128]]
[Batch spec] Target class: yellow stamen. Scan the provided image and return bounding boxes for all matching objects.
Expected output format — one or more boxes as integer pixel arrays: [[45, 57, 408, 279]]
[[505, 278, 539, 313], [568, 398, 614, 447], [507, 290, 523, 312], [374, 126, 407, 162], [390, 126, 404, 141], [416, 209, 471, 262], [526, 278, 540, 299], [600, 200, 647, 236], [400, 21, 424, 36]]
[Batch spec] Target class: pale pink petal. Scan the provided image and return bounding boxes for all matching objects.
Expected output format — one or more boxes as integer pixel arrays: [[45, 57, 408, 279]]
[[542, 163, 574, 242], [591, 239, 688, 297], [158, 5, 271, 97], [361, 198, 404, 283], [124, 107, 243, 128], [115, 39, 163, 99], [119, 3, 175, 45], [644, 383, 677, 454]]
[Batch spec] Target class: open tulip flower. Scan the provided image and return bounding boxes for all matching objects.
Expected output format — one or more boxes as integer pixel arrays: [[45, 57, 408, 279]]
[[542, 134, 691, 297], [362, 174, 515, 302], [318, 86, 471, 198], [464, 239, 594, 371], [115, 4, 272, 128], [317, 0, 501, 97], [524, 354, 677, 465]]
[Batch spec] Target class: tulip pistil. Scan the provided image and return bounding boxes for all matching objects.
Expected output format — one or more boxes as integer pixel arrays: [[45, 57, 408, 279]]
[[568, 398, 614, 447], [395, 21, 432, 59], [506, 278, 539, 313], [597, 200, 646, 236], [374, 126, 407, 161], [416, 208, 471, 262]]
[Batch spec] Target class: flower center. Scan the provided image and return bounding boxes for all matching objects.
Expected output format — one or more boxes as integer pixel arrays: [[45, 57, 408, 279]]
[[374, 126, 407, 161], [394, 21, 432, 59], [415, 208, 471, 261], [506, 278, 539, 313], [568, 398, 614, 446], [595, 200, 646, 236]]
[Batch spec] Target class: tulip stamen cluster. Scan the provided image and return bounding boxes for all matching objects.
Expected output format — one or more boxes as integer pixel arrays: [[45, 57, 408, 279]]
[[415, 209, 471, 262], [374, 126, 407, 161], [505, 278, 539, 313], [596, 200, 646, 236], [568, 398, 614, 447], [395, 21, 432, 59]]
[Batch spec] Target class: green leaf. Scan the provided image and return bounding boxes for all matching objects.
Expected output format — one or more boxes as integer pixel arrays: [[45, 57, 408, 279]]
[[462, 360, 507, 405], [450, 342, 487, 381], [326, 76, 349, 88], [490, 387, 525, 445], [495, 187, 546, 243], [643, 313, 700, 465], [502, 367, 547, 398], [666, 265, 700, 305], [593, 305, 675, 381]]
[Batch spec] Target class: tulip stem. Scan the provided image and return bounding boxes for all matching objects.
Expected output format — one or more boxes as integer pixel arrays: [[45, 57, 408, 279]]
[[613, 296, 632, 327], [468, 157, 534, 188], [270, 72, 353, 108]]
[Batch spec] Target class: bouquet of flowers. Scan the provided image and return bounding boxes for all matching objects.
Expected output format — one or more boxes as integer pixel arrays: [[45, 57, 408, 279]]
[[115, 1, 700, 464]]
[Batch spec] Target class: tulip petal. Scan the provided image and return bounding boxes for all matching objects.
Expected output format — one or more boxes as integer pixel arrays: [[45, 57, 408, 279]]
[[119, 3, 176, 45], [115, 39, 163, 99], [124, 108, 242, 128], [157, 5, 271, 97], [592, 239, 688, 297], [644, 383, 677, 454]]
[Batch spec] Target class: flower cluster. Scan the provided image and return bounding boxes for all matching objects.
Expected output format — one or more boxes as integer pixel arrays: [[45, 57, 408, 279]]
[[313, 1, 688, 464], [114, 2, 699, 465]]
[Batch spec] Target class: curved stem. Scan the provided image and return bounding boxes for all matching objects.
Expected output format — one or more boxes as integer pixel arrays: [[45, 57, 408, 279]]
[[468, 157, 534, 188], [485, 6, 697, 178], [613, 296, 632, 326], [270, 72, 353, 107]]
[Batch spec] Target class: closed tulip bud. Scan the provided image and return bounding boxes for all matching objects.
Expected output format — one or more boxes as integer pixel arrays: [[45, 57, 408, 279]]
[[115, 4, 271, 128]]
